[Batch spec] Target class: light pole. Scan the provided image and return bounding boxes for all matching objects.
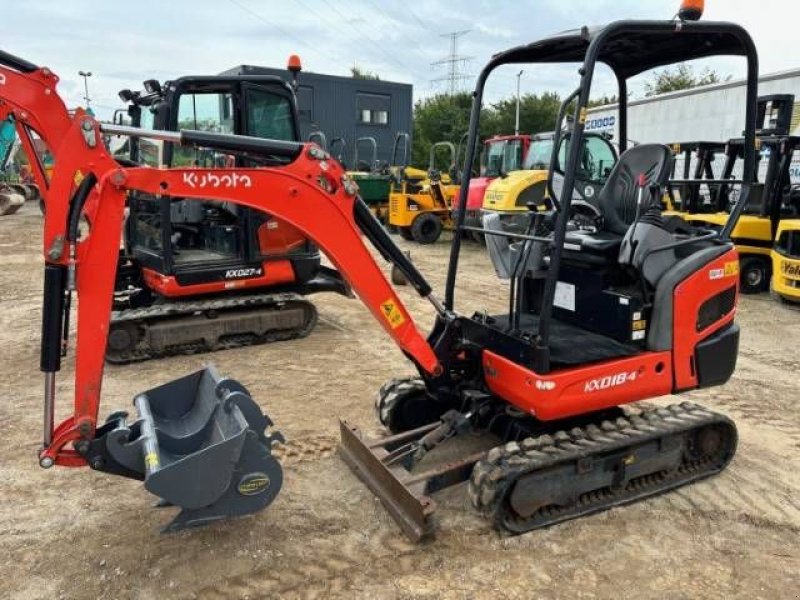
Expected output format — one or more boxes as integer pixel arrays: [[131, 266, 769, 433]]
[[78, 71, 92, 109], [515, 70, 524, 135]]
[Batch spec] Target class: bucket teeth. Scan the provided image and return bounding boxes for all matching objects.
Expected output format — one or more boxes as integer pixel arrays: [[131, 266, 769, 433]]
[[88, 365, 284, 532]]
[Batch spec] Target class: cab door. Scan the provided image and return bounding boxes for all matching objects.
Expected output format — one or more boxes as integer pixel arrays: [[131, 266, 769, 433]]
[[240, 83, 312, 260]]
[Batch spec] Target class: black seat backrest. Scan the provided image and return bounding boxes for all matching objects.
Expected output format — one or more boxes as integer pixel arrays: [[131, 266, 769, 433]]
[[598, 144, 672, 235]]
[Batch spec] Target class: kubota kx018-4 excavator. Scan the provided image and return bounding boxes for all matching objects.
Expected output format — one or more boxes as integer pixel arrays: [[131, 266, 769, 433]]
[[107, 66, 350, 364], [2, 0, 755, 539]]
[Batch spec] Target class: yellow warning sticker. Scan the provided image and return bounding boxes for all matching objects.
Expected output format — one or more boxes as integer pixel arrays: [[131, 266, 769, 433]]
[[578, 107, 588, 125], [671, 143, 681, 153], [724, 261, 739, 277], [73, 170, 84, 186], [380, 298, 406, 329], [632, 319, 647, 331]]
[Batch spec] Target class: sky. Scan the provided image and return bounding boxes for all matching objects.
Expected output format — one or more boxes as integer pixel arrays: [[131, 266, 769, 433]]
[[4, 0, 799, 120]]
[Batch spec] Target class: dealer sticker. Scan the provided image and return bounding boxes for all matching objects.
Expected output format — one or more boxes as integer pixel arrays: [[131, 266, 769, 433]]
[[709, 268, 724, 280]]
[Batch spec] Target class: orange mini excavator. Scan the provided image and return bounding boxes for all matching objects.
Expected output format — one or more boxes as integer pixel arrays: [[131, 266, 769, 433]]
[[1, 0, 755, 538]]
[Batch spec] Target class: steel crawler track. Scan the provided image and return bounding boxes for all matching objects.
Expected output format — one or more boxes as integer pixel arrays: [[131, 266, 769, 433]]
[[106, 292, 317, 364], [468, 402, 737, 534]]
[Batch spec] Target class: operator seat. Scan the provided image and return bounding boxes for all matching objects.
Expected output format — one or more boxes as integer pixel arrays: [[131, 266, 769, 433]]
[[563, 144, 673, 265]]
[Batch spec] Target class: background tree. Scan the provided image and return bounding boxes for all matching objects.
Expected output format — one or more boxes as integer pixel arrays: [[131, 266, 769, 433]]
[[411, 93, 481, 167], [411, 92, 563, 169], [644, 64, 728, 97], [485, 92, 562, 137], [588, 94, 618, 108], [350, 66, 380, 80]]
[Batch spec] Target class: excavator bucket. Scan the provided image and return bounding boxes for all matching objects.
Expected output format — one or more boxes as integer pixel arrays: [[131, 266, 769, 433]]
[[92, 366, 284, 532], [0, 184, 24, 215]]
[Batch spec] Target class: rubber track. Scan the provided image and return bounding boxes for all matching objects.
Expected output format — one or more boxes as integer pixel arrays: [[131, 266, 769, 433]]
[[468, 402, 737, 534], [106, 292, 317, 364]]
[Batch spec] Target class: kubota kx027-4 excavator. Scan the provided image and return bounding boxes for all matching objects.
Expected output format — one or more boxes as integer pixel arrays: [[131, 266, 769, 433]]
[[107, 67, 350, 364], [1, 0, 755, 539]]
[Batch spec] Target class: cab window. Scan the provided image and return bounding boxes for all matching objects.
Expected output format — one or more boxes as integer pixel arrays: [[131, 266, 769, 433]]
[[558, 135, 616, 182], [245, 88, 294, 141], [172, 93, 235, 167], [523, 139, 555, 170]]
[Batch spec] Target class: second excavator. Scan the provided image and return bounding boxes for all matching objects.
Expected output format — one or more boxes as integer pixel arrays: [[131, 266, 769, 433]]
[[108, 62, 350, 364]]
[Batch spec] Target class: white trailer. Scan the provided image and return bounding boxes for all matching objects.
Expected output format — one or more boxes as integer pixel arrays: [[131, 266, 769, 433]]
[[587, 68, 800, 141]]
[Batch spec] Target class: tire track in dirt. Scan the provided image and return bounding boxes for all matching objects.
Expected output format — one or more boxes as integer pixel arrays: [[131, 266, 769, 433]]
[[273, 435, 339, 466], [648, 454, 800, 532], [698, 385, 800, 447], [186, 530, 422, 599]]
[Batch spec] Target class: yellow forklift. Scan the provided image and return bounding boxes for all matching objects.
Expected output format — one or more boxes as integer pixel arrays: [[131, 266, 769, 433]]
[[771, 217, 800, 303], [389, 140, 460, 244], [683, 95, 800, 293]]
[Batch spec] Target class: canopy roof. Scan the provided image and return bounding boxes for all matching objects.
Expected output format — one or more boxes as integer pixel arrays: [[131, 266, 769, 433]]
[[491, 20, 753, 79]]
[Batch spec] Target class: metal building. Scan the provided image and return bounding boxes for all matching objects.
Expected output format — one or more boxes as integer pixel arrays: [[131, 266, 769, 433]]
[[221, 65, 413, 168]]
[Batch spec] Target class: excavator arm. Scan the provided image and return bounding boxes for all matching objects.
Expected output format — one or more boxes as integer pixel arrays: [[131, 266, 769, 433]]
[[0, 52, 444, 467], [0, 49, 452, 531], [0, 52, 73, 204]]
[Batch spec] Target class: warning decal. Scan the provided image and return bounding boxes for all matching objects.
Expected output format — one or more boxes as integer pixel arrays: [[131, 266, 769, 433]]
[[380, 298, 406, 329], [724, 261, 739, 277]]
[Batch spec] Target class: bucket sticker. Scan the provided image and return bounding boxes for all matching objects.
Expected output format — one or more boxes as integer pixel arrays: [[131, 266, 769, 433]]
[[380, 298, 406, 329], [238, 472, 270, 496], [144, 452, 160, 470]]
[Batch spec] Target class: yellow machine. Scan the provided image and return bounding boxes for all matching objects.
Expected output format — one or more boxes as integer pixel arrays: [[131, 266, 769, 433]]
[[482, 131, 618, 232], [771, 219, 800, 303], [680, 95, 799, 293], [389, 140, 460, 244], [323, 133, 427, 223]]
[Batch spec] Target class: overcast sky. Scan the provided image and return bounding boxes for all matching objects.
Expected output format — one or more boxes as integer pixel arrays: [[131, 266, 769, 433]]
[[5, 0, 798, 120]]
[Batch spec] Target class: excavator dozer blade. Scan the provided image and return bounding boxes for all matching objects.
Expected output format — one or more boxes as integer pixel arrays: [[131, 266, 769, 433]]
[[89, 366, 284, 532]]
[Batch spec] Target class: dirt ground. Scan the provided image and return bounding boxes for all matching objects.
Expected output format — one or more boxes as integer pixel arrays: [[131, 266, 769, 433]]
[[1, 201, 798, 600]]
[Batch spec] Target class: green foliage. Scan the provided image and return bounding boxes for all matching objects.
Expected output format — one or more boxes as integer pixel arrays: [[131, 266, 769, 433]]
[[644, 64, 729, 97], [350, 66, 380, 80], [486, 92, 562, 138], [411, 92, 564, 168], [588, 94, 618, 108], [411, 93, 480, 166]]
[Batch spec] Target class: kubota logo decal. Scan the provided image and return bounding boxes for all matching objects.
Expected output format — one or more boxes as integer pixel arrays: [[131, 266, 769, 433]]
[[225, 267, 262, 279], [584, 370, 638, 393], [182, 171, 252, 189]]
